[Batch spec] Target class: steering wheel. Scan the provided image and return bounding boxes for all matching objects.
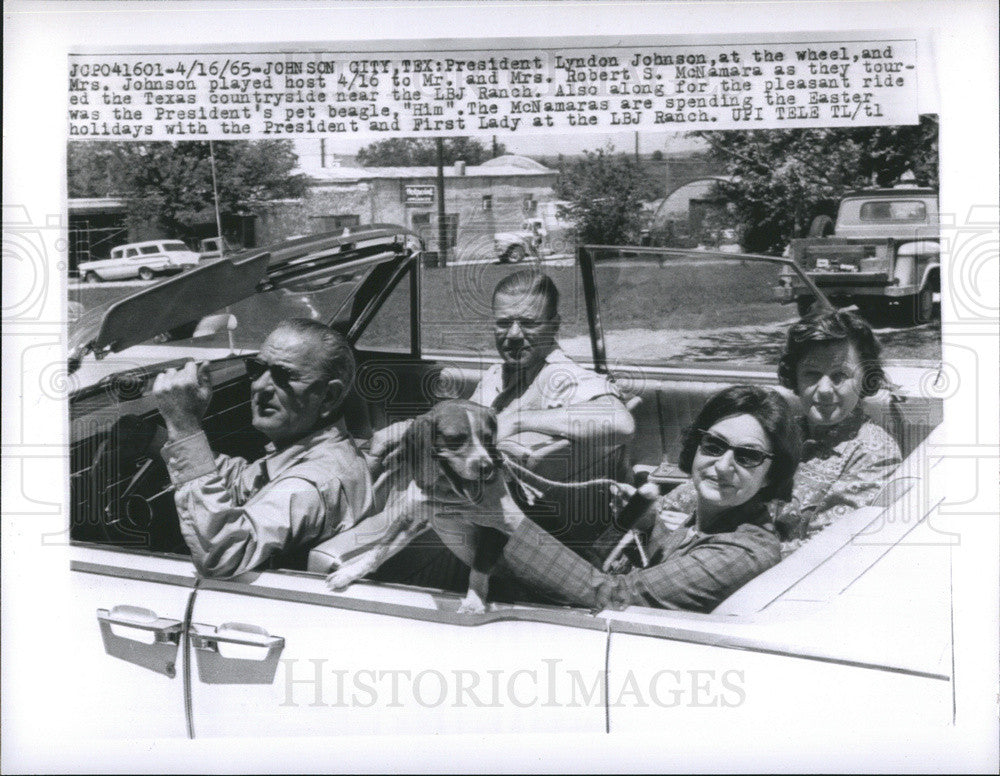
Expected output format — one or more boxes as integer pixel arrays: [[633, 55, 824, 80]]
[[82, 414, 178, 548]]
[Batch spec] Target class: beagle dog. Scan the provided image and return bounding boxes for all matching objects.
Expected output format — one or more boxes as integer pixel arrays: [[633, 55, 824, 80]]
[[326, 399, 510, 613]]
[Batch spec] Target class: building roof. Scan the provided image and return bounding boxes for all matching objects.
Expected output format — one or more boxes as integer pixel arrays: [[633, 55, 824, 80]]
[[68, 197, 125, 213], [306, 154, 557, 183]]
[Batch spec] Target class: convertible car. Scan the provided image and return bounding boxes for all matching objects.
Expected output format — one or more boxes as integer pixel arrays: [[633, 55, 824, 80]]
[[66, 226, 948, 739]]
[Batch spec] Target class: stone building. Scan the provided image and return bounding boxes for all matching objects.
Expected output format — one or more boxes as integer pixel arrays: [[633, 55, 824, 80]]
[[250, 154, 559, 260]]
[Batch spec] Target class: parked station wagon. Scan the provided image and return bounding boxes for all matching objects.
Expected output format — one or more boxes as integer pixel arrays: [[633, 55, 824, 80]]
[[66, 226, 949, 739], [79, 239, 201, 282]]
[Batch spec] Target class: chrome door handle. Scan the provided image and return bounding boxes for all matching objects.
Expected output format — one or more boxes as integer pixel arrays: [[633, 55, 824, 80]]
[[97, 605, 182, 677], [190, 622, 285, 685]]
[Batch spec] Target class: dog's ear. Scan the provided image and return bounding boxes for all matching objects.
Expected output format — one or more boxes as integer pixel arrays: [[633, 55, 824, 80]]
[[401, 412, 438, 490], [484, 408, 505, 470]]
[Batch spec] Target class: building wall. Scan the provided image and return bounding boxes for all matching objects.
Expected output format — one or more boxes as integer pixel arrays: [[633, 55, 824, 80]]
[[250, 172, 557, 257], [251, 184, 375, 245]]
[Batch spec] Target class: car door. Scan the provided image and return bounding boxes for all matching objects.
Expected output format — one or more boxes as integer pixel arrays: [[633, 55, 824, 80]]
[[187, 574, 609, 737], [66, 543, 196, 738], [114, 246, 139, 279], [605, 621, 952, 734], [141, 244, 168, 271]]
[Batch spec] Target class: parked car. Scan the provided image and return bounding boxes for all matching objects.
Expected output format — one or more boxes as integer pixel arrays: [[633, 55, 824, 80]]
[[65, 228, 948, 740], [787, 187, 940, 325], [197, 236, 241, 261], [79, 239, 201, 282]]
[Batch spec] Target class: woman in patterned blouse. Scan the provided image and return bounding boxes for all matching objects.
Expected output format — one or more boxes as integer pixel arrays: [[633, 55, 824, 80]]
[[773, 308, 903, 548]]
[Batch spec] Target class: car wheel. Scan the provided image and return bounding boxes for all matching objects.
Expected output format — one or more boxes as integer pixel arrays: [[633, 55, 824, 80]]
[[506, 245, 526, 264], [889, 288, 934, 327], [138, 267, 155, 281], [796, 295, 816, 317], [84, 271, 100, 284], [911, 287, 934, 325], [808, 215, 835, 238]]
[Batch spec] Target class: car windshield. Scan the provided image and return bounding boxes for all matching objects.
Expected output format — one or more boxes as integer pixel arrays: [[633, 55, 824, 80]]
[[416, 248, 816, 371], [72, 266, 369, 355], [579, 247, 812, 369]]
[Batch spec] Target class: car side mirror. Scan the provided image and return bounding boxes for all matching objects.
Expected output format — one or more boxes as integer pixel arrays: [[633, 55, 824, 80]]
[[192, 313, 238, 338]]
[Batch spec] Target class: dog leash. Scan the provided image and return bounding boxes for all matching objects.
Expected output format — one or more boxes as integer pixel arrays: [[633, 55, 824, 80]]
[[498, 452, 625, 493]]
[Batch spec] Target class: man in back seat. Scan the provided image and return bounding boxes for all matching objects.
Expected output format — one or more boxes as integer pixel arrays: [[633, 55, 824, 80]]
[[356, 271, 634, 589], [472, 270, 633, 451], [371, 270, 634, 548]]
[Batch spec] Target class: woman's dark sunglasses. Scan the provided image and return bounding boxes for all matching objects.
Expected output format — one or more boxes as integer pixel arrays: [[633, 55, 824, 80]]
[[696, 429, 774, 469], [245, 356, 319, 389]]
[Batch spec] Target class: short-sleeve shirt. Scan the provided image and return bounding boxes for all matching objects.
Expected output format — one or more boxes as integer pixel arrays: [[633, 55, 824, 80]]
[[471, 347, 621, 411]]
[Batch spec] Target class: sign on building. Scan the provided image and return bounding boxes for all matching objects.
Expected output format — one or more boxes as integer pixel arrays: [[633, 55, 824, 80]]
[[403, 184, 435, 206]]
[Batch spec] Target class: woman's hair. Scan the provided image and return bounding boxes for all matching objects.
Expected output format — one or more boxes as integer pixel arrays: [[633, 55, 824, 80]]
[[678, 385, 802, 503], [777, 308, 886, 398]]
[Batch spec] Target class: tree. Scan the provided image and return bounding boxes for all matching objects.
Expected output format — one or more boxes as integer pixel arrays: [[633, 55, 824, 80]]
[[67, 143, 121, 198], [554, 144, 661, 245], [691, 115, 938, 253], [67, 141, 307, 239], [355, 137, 505, 166]]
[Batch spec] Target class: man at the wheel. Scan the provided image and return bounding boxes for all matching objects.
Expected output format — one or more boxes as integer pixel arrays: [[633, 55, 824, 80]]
[[152, 319, 372, 577]]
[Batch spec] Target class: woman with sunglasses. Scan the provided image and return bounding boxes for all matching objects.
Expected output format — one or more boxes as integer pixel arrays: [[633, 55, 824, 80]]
[[462, 385, 801, 613], [774, 308, 902, 551]]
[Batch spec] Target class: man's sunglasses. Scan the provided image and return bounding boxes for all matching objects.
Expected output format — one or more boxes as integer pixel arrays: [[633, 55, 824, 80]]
[[696, 429, 774, 469], [245, 357, 321, 389], [495, 316, 551, 333]]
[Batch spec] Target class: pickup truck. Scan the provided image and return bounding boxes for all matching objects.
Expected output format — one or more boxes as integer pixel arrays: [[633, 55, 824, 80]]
[[494, 201, 573, 263], [197, 236, 240, 260], [788, 187, 939, 325]]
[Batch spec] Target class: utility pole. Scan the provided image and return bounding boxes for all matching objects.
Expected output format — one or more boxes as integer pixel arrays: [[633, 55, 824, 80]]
[[208, 140, 235, 353], [436, 137, 448, 267], [634, 131, 640, 162], [208, 140, 225, 253]]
